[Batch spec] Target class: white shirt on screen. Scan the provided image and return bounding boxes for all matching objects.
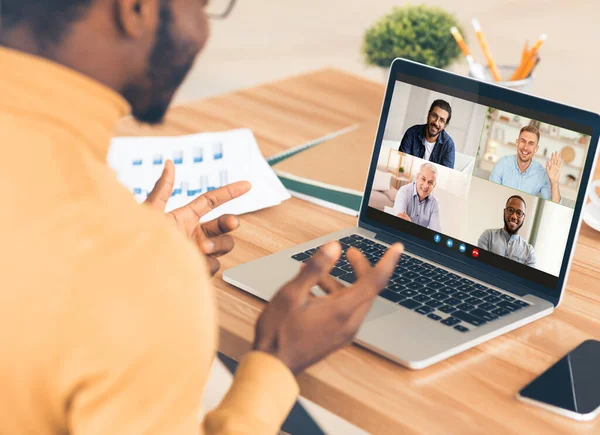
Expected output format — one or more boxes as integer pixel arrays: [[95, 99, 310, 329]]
[[422, 137, 436, 161]]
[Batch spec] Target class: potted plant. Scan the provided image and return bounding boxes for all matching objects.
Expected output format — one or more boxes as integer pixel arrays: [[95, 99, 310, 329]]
[[363, 5, 464, 75]]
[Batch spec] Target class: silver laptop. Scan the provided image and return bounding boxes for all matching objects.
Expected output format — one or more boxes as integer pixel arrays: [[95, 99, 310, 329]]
[[224, 58, 600, 369]]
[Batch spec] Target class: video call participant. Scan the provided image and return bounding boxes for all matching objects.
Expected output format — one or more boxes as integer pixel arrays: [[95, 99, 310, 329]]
[[391, 163, 441, 231], [489, 125, 563, 203], [399, 99, 456, 168], [478, 195, 536, 266]]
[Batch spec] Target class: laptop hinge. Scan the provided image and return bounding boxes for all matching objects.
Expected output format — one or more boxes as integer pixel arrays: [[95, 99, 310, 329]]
[[374, 231, 400, 245]]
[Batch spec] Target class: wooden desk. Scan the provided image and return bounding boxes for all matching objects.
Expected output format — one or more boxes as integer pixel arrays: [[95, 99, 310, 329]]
[[115, 69, 600, 434]]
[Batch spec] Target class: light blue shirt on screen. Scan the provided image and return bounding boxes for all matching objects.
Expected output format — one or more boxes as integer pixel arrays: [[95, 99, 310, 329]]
[[489, 155, 551, 200], [391, 182, 441, 232]]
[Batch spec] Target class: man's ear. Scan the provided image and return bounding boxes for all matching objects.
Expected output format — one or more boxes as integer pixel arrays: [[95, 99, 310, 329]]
[[115, 0, 158, 38]]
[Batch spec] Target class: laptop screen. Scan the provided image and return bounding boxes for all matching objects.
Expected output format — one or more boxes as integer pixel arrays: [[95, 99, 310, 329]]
[[364, 69, 596, 293]]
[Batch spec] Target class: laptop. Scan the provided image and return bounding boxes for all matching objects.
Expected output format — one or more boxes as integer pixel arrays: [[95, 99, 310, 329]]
[[224, 58, 600, 369]]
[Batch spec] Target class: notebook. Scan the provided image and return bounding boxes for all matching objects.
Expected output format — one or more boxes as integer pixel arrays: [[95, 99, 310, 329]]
[[272, 120, 379, 215]]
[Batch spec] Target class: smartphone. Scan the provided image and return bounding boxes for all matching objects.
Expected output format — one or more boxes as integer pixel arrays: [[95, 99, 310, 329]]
[[517, 340, 600, 421]]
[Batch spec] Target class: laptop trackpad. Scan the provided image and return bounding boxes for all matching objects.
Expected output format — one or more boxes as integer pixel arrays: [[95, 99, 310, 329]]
[[311, 288, 398, 322], [364, 299, 400, 322]]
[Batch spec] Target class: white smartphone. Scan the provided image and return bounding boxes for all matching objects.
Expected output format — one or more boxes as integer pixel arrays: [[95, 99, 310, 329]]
[[517, 340, 600, 421]]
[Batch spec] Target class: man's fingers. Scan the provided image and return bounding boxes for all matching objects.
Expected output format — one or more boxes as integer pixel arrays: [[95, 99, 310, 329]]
[[553, 152, 562, 167], [184, 181, 252, 219], [205, 256, 221, 276], [372, 243, 404, 284], [342, 298, 380, 342], [202, 214, 240, 237], [337, 243, 404, 308], [346, 247, 371, 277], [317, 274, 344, 294], [287, 242, 341, 300], [145, 160, 175, 211], [202, 235, 235, 257]]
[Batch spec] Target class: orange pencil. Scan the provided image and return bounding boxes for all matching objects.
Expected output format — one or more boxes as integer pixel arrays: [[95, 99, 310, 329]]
[[472, 19, 502, 81], [450, 26, 472, 58], [520, 55, 540, 80], [511, 34, 547, 81], [520, 41, 529, 66], [451, 27, 486, 80]]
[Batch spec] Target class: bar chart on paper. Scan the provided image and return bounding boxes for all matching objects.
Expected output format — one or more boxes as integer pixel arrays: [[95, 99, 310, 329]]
[[126, 141, 227, 200], [108, 129, 290, 222]]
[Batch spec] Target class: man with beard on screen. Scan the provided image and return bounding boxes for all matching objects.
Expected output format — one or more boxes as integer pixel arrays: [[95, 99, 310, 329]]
[[399, 99, 456, 168], [477, 195, 537, 267], [0, 0, 404, 433]]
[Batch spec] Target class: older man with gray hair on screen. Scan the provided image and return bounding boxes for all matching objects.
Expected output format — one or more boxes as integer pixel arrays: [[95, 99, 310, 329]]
[[391, 162, 442, 231]]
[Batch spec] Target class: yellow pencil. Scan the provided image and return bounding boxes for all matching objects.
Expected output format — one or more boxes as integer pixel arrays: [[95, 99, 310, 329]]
[[451, 27, 486, 80], [520, 55, 540, 80], [520, 41, 529, 66], [511, 34, 547, 81], [450, 26, 472, 58], [472, 19, 502, 81]]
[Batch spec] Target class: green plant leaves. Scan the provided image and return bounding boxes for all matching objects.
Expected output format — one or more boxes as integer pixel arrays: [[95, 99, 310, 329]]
[[363, 5, 464, 69]]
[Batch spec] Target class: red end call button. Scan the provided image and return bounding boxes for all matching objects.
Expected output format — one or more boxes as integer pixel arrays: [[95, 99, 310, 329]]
[[472, 248, 480, 258]]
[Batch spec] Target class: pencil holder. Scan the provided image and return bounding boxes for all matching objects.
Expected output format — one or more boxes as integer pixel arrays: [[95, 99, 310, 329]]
[[470, 64, 533, 93]]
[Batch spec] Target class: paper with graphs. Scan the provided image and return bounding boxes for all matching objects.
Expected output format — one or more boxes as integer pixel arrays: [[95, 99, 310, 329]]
[[108, 129, 290, 222]]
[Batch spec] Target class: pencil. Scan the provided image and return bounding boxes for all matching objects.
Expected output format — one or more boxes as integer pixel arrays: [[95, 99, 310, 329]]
[[520, 55, 540, 80], [450, 27, 472, 57], [450, 26, 478, 70], [520, 41, 529, 67], [472, 19, 502, 81], [512, 41, 529, 80], [511, 34, 547, 80]]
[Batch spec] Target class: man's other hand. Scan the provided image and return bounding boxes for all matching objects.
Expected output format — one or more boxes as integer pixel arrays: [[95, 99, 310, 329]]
[[253, 241, 403, 375], [145, 160, 252, 275]]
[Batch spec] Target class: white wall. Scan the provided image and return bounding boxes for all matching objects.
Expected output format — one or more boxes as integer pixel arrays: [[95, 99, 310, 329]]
[[383, 84, 487, 158], [532, 202, 574, 276], [383, 81, 412, 142]]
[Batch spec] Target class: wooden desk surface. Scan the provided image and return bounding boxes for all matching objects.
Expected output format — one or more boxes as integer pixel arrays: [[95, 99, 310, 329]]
[[115, 69, 600, 434]]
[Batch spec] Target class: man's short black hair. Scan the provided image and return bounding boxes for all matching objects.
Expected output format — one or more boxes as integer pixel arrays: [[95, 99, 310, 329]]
[[1, 0, 95, 48], [429, 99, 452, 125], [506, 195, 527, 209]]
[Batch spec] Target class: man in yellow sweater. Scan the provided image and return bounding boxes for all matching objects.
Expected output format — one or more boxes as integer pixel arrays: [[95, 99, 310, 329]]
[[0, 0, 403, 434]]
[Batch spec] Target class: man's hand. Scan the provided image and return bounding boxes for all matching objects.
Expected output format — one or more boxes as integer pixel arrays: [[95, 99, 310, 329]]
[[546, 151, 563, 185], [144, 160, 252, 275], [253, 241, 403, 375], [546, 152, 563, 203], [397, 212, 412, 222]]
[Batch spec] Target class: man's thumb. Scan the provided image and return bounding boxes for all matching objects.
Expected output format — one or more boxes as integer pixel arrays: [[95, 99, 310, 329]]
[[144, 160, 175, 211]]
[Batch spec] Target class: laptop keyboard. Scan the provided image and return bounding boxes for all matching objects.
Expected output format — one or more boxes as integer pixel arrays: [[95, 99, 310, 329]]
[[291, 234, 531, 333]]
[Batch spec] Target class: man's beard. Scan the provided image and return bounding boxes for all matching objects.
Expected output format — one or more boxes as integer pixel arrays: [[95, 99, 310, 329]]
[[504, 216, 524, 235], [427, 123, 440, 138], [122, 3, 197, 125]]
